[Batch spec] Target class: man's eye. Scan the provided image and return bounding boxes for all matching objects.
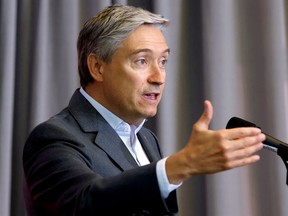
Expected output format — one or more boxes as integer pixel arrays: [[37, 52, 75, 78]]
[[136, 59, 146, 65], [161, 59, 167, 65], [159, 59, 168, 68]]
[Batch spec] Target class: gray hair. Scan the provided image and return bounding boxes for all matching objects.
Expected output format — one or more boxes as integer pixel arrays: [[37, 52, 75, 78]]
[[77, 4, 170, 87]]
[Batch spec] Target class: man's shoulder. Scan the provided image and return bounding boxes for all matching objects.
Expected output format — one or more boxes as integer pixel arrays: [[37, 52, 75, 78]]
[[25, 107, 78, 142]]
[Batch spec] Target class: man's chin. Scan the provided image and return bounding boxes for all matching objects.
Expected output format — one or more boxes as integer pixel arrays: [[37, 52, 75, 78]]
[[143, 109, 157, 119]]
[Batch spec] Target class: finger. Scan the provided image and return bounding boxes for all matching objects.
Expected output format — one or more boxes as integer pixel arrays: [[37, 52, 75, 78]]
[[222, 127, 263, 140], [224, 133, 265, 151], [194, 100, 213, 131], [225, 141, 263, 160], [226, 154, 261, 169]]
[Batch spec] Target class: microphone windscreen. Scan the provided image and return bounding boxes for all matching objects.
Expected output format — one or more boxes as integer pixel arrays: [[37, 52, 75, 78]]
[[226, 117, 259, 129]]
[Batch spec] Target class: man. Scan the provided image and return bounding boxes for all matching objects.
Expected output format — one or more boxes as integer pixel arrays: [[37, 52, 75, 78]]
[[23, 5, 265, 216]]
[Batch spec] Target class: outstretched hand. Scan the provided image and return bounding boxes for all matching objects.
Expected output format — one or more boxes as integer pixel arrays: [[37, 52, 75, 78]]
[[166, 100, 265, 184]]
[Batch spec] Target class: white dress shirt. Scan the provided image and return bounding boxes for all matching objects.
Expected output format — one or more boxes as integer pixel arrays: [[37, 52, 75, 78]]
[[79, 88, 180, 198]]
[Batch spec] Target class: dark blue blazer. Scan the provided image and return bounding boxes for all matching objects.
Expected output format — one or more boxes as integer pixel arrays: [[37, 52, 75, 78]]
[[23, 89, 178, 216]]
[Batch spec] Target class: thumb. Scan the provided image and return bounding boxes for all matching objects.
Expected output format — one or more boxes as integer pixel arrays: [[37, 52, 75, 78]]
[[195, 100, 213, 131]]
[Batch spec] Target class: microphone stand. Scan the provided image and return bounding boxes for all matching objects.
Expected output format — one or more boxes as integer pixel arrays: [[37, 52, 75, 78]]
[[275, 143, 288, 185], [226, 117, 288, 185], [262, 134, 288, 185]]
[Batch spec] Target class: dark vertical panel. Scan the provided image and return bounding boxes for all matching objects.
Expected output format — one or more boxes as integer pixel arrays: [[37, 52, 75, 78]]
[[177, 0, 205, 125], [176, 0, 207, 215], [10, 0, 37, 215], [128, 0, 153, 12]]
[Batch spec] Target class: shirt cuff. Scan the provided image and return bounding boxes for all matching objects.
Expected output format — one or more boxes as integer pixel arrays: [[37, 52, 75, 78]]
[[156, 157, 182, 199]]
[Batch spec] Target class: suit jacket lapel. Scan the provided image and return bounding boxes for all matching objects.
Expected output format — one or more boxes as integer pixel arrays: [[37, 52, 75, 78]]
[[95, 121, 139, 169], [138, 130, 162, 162], [68, 89, 139, 170]]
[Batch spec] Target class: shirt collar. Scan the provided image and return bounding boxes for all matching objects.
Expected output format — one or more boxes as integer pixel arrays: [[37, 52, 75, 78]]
[[79, 87, 145, 132]]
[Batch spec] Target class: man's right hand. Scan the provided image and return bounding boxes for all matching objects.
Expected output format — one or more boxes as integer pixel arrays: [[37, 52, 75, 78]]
[[165, 100, 265, 184]]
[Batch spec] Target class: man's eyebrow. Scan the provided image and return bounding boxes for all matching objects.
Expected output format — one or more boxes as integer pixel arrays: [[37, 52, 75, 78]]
[[131, 48, 170, 55], [164, 48, 170, 54]]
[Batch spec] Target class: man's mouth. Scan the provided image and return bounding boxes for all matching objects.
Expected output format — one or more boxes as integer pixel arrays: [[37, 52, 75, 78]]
[[143, 93, 160, 100]]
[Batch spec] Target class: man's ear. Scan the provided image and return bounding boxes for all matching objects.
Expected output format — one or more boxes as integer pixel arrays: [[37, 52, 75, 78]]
[[87, 53, 104, 82]]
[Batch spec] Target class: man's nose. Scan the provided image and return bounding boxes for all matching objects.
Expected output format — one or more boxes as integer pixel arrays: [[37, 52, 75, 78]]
[[147, 63, 165, 85]]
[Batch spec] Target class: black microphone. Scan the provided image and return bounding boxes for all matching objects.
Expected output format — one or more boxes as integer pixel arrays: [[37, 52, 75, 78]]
[[226, 117, 288, 152], [226, 117, 288, 185]]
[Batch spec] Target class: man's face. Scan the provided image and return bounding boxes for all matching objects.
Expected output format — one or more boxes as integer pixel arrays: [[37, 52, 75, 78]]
[[99, 25, 169, 125]]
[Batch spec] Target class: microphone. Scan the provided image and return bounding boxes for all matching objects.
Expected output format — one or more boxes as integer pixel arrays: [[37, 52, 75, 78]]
[[226, 117, 288, 185], [226, 117, 288, 152]]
